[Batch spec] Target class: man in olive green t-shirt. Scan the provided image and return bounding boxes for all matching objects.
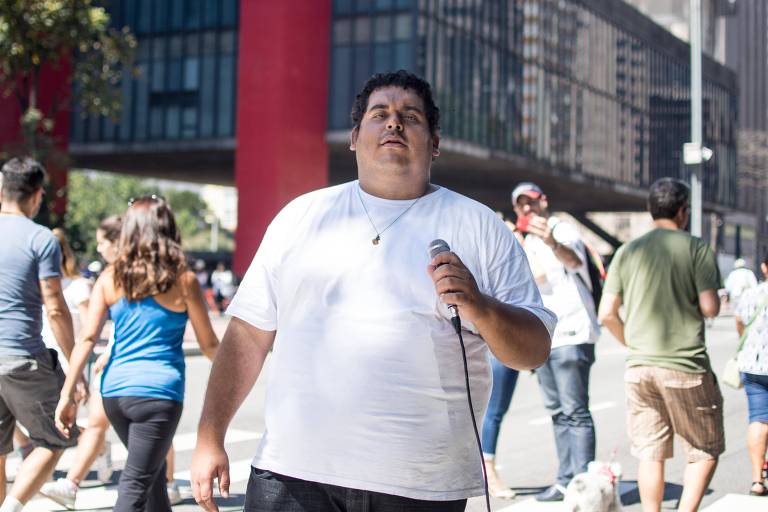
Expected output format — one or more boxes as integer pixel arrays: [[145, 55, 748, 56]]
[[598, 178, 723, 512]]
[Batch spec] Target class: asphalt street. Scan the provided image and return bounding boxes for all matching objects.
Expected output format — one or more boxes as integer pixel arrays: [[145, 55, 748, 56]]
[[11, 314, 766, 511]]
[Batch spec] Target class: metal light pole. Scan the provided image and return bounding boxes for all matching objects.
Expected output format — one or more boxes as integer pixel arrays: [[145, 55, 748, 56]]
[[689, 0, 703, 238]]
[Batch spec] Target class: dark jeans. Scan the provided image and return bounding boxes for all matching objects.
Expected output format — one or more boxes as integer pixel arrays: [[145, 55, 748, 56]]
[[480, 355, 519, 456], [244, 468, 467, 512], [536, 343, 596, 486], [103, 396, 183, 512]]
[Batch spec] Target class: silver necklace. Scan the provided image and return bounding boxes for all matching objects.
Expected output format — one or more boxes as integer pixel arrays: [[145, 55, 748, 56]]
[[357, 184, 424, 245]]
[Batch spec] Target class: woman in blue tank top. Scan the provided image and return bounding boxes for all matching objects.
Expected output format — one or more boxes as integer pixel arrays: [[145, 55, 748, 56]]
[[56, 195, 219, 511]]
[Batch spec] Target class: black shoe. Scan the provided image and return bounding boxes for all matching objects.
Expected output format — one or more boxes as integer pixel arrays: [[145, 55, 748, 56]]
[[535, 484, 565, 502]]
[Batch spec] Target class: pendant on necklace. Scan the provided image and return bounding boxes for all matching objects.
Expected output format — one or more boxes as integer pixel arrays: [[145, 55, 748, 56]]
[[372, 235, 381, 245]]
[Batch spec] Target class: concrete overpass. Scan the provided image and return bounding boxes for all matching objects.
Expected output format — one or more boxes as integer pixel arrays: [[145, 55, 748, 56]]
[[57, 0, 740, 273]]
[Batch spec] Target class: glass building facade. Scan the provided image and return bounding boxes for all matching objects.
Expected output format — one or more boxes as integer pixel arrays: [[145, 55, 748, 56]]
[[328, 0, 738, 208], [70, 0, 239, 144]]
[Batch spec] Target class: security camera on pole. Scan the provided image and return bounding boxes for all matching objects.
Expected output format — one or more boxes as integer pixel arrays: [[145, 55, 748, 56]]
[[685, 0, 713, 238]]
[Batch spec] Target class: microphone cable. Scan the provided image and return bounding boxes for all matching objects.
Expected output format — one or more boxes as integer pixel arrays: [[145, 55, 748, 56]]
[[450, 316, 491, 512]]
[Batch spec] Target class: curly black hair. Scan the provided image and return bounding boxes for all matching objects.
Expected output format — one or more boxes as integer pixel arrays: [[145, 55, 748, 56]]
[[350, 70, 440, 136]]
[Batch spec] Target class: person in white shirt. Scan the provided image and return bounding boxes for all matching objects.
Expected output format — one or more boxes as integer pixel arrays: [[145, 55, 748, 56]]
[[511, 182, 600, 502], [190, 70, 556, 512], [726, 258, 758, 308], [41, 228, 93, 370]]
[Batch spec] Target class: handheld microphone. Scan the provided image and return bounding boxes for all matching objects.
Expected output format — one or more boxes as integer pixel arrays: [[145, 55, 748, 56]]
[[427, 238, 491, 511], [428, 239, 461, 333]]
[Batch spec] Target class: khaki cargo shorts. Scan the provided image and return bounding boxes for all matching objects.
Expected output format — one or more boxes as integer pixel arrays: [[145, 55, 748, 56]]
[[624, 365, 724, 462]]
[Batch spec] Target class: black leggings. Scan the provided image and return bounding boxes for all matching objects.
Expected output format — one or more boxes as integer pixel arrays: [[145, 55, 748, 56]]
[[103, 396, 183, 512]]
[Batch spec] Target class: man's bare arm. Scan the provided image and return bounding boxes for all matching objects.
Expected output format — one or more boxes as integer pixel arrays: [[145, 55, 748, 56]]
[[428, 251, 551, 370], [469, 297, 552, 369], [698, 289, 720, 318], [191, 318, 275, 512], [196, 318, 274, 442], [526, 216, 583, 269], [40, 277, 75, 359], [598, 292, 626, 345]]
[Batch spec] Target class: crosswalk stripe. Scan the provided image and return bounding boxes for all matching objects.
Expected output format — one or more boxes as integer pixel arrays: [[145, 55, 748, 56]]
[[466, 492, 768, 512], [173, 457, 255, 484], [105, 428, 262, 463], [23, 457, 257, 511], [22, 475, 768, 511], [700, 493, 768, 511], [14, 429, 262, 511], [5, 428, 262, 476]]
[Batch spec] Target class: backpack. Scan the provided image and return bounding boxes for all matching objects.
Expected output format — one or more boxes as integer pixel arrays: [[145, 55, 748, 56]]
[[583, 246, 604, 312]]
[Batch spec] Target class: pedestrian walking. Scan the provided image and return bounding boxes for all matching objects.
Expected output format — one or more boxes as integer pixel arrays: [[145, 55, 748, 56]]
[[726, 258, 757, 308], [734, 254, 768, 496], [0, 157, 80, 512], [41, 228, 93, 370], [511, 181, 600, 502], [210, 262, 235, 314], [190, 70, 555, 512], [41, 216, 122, 508], [55, 196, 219, 512], [480, 355, 519, 499], [599, 178, 723, 512]]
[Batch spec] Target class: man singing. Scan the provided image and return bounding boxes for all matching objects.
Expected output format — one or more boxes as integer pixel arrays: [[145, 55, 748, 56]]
[[191, 70, 556, 511]]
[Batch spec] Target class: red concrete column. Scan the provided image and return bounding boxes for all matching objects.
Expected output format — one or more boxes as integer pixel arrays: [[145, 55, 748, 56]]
[[39, 60, 73, 218], [233, 0, 331, 275], [0, 60, 71, 218]]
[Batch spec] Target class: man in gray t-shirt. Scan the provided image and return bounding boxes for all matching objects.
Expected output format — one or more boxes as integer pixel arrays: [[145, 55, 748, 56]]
[[0, 158, 79, 512]]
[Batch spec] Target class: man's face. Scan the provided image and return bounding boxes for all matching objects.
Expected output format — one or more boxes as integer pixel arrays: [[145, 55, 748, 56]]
[[350, 86, 439, 185], [513, 194, 546, 218]]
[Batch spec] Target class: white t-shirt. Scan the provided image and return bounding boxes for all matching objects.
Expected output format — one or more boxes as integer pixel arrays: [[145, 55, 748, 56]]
[[42, 276, 92, 368], [228, 181, 555, 501], [522, 217, 599, 349]]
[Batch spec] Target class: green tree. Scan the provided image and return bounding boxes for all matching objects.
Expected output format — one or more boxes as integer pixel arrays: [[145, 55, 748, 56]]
[[64, 172, 151, 260], [64, 172, 225, 261], [164, 189, 209, 248], [0, 0, 136, 159]]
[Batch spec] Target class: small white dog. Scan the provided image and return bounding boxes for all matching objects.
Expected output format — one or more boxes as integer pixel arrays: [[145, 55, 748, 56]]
[[564, 461, 623, 512]]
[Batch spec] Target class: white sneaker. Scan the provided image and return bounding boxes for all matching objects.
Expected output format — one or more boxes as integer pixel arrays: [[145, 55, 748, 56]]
[[40, 478, 77, 509], [94, 440, 114, 483], [167, 480, 182, 505]]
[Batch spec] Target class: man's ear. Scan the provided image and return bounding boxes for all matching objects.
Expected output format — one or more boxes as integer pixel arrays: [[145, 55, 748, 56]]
[[674, 206, 688, 227], [432, 134, 440, 158], [350, 127, 359, 151]]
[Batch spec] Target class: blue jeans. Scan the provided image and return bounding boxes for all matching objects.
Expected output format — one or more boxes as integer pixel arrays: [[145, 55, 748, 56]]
[[481, 356, 519, 456], [536, 343, 595, 486], [742, 372, 768, 423]]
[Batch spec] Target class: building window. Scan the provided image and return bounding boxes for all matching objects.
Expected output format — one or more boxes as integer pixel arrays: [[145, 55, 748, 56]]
[[72, 0, 240, 143]]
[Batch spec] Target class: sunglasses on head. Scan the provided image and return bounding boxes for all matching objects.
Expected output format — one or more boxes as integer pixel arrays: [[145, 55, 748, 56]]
[[128, 194, 165, 207]]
